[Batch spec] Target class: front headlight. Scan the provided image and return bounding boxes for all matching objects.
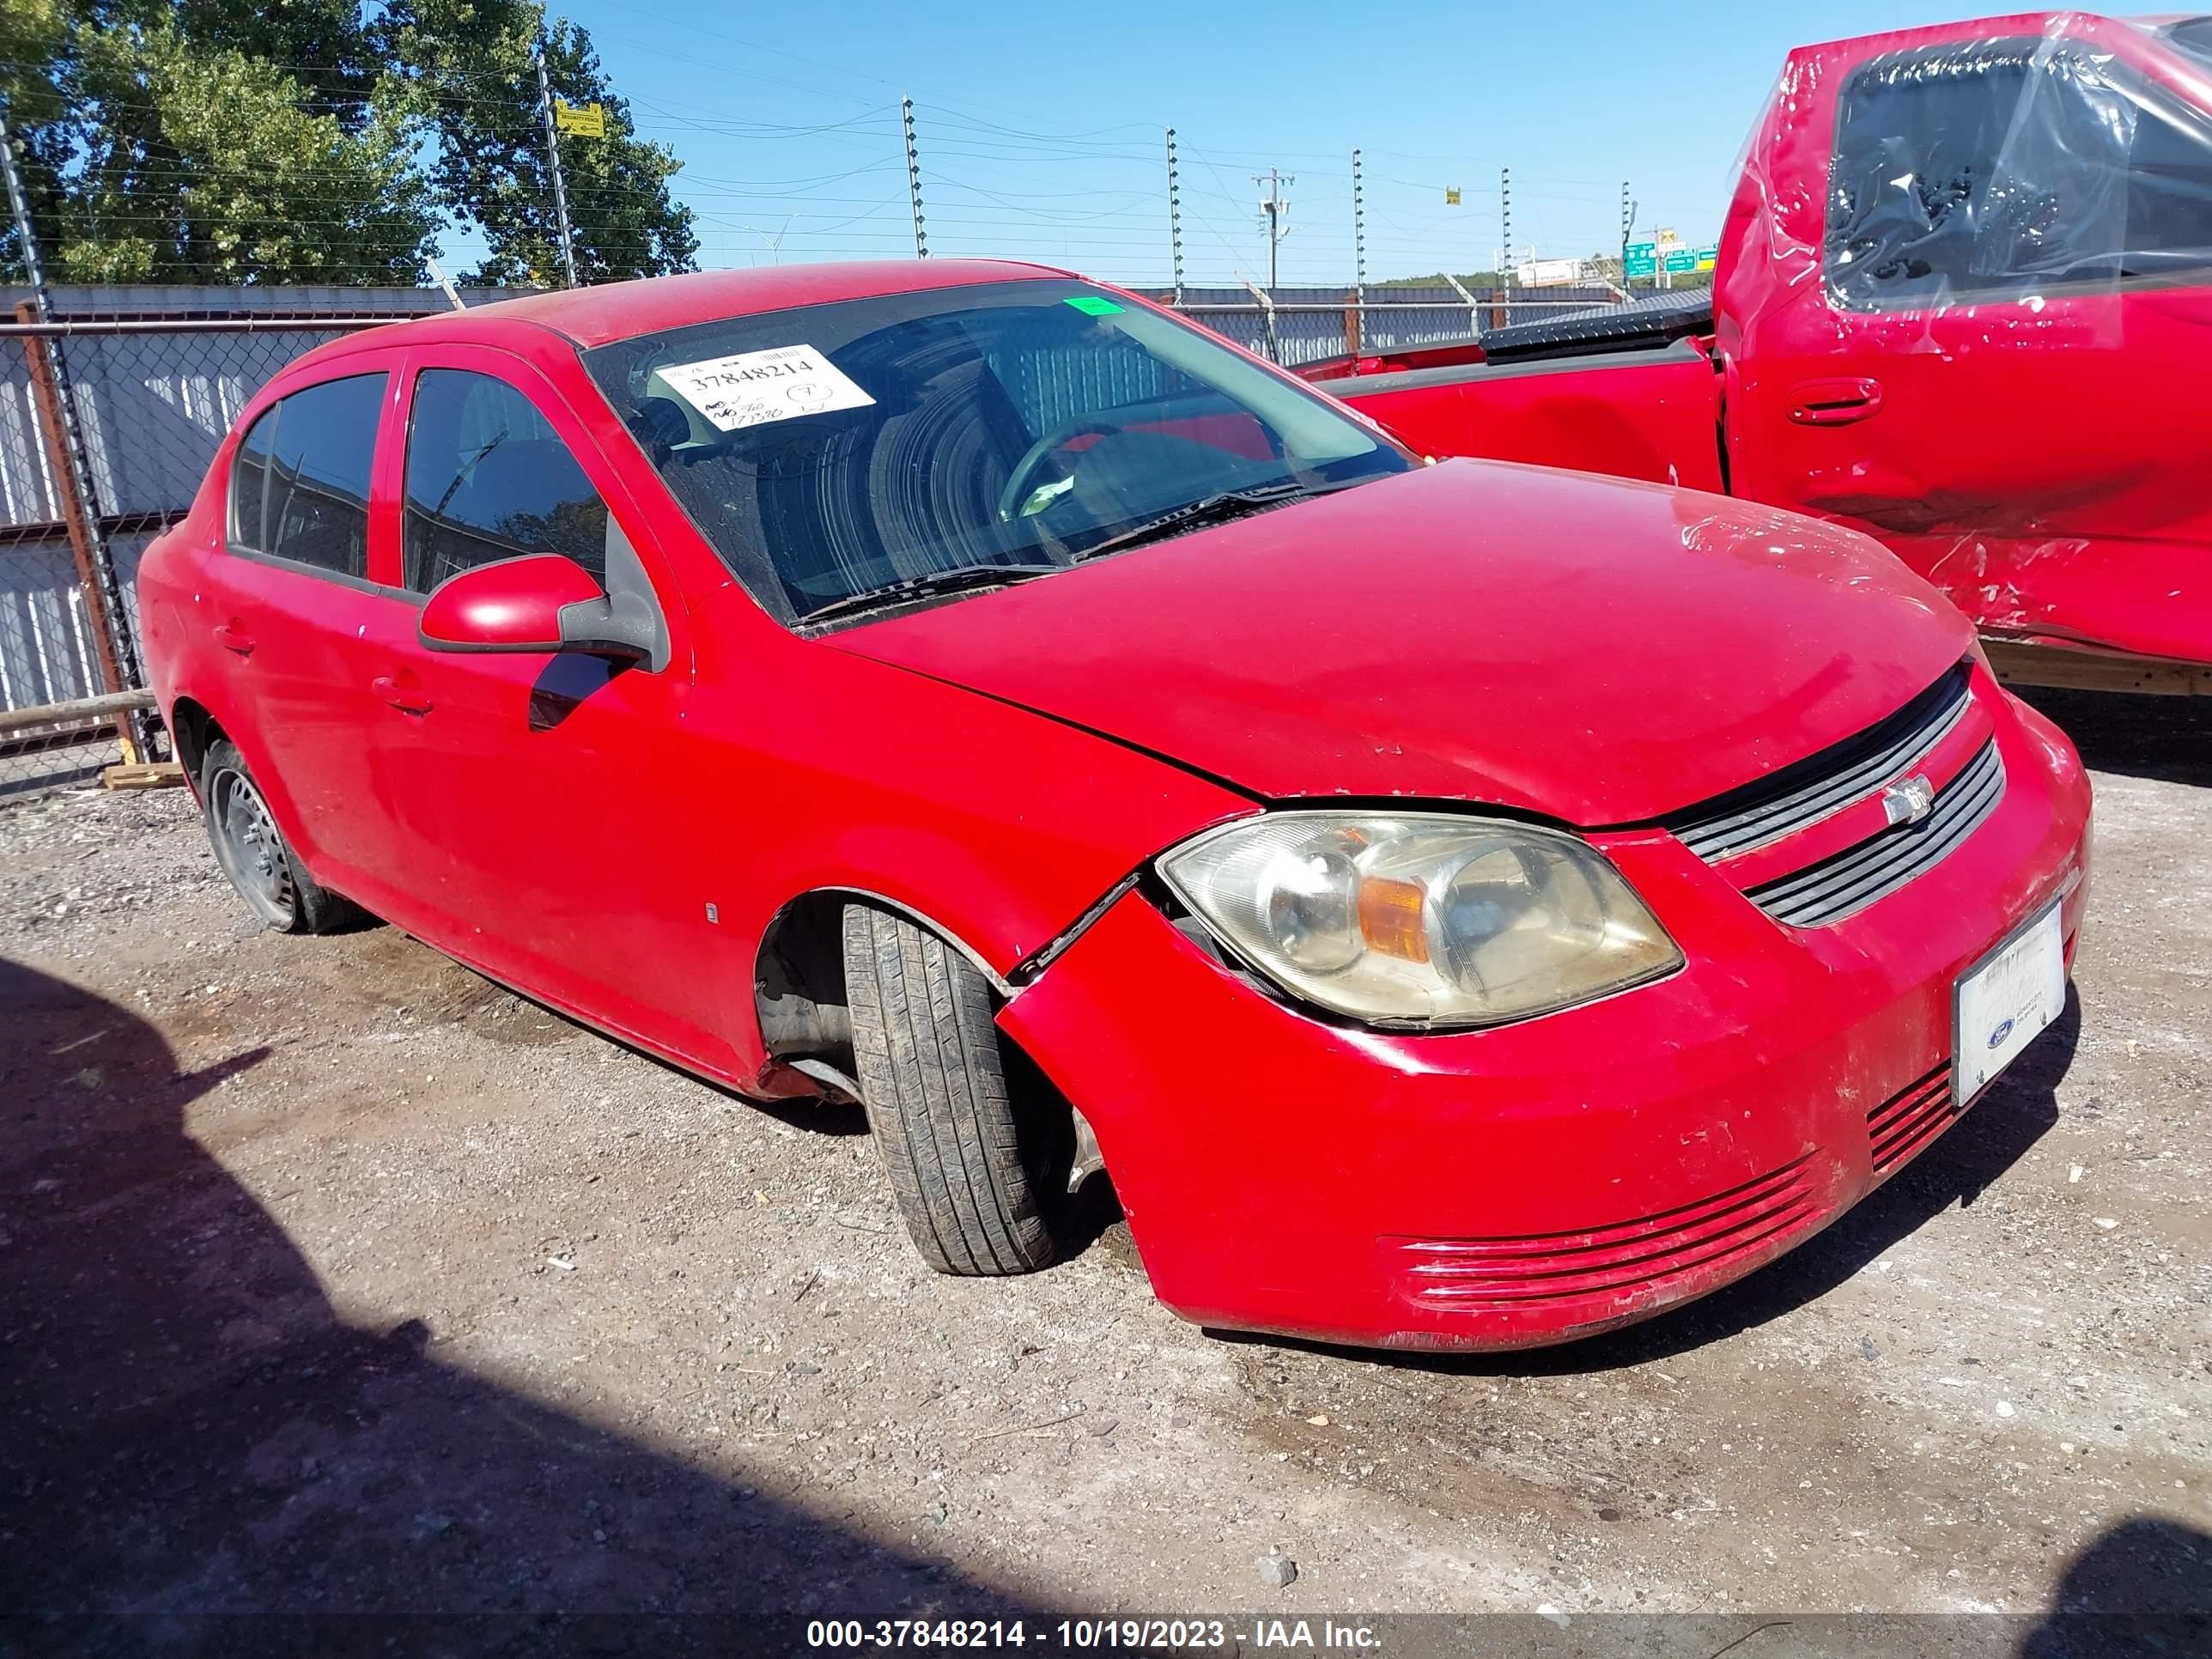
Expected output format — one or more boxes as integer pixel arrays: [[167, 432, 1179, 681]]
[[1158, 811, 1683, 1028]]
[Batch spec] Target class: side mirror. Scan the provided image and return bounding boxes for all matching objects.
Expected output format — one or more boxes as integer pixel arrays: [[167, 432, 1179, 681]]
[[418, 554, 657, 664]]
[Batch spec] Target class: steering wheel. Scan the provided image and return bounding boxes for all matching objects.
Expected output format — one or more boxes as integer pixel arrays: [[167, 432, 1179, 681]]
[[997, 415, 1123, 523]]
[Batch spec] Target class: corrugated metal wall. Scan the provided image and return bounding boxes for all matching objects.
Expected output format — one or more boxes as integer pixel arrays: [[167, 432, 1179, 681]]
[[0, 288, 487, 735]]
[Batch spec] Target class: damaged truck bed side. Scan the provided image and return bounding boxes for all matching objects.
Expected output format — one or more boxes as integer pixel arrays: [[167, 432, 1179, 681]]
[[1308, 10, 2212, 688]]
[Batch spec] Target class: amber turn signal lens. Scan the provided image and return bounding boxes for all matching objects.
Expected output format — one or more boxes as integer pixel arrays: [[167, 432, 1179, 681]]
[[1357, 875, 1430, 962]]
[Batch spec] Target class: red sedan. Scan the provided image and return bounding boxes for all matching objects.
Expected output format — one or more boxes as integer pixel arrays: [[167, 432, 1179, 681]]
[[137, 261, 2093, 1351]]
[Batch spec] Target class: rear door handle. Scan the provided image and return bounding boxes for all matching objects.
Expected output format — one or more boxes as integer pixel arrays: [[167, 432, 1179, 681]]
[[1788, 377, 1885, 425], [372, 674, 434, 715], [212, 622, 255, 656]]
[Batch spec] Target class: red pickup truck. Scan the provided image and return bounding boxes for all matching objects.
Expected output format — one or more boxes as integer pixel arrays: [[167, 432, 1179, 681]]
[[1310, 10, 2212, 691]]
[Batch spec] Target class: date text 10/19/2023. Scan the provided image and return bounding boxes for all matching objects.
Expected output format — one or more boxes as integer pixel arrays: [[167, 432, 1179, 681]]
[[805, 1620, 1383, 1651]]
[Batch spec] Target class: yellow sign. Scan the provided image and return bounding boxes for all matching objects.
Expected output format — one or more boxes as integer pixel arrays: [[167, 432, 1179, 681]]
[[1444, 186, 1462, 206], [555, 99, 606, 138]]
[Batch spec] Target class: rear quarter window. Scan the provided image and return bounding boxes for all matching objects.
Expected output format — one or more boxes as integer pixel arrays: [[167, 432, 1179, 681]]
[[228, 373, 387, 580]]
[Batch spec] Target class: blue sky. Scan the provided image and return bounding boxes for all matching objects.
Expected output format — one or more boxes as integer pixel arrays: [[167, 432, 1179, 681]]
[[553, 0, 1954, 285]]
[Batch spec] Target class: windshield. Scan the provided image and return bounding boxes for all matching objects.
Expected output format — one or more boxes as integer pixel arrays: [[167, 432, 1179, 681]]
[[580, 279, 1411, 623]]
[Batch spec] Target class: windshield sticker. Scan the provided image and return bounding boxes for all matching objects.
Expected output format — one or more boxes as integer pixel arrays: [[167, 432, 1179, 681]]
[[655, 345, 875, 432], [1063, 295, 1125, 315]]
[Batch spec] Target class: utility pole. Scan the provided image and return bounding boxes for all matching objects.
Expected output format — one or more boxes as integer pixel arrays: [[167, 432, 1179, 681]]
[[1254, 167, 1293, 293], [1351, 148, 1366, 311], [902, 96, 928, 258], [534, 46, 580, 288], [1165, 128, 1184, 307]]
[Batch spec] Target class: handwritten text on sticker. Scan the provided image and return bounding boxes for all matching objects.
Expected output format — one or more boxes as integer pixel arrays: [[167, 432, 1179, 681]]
[[655, 345, 875, 432]]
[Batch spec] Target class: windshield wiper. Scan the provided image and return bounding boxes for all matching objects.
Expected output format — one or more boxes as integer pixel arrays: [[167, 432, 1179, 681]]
[[797, 562, 1060, 625], [1067, 477, 1368, 563]]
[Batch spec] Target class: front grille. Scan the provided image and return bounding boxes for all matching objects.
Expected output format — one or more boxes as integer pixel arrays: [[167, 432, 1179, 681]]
[[1669, 665, 1972, 861], [1868, 1060, 1956, 1174], [1385, 1157, 1817, 1312], [1747, 737, 2005, 927]]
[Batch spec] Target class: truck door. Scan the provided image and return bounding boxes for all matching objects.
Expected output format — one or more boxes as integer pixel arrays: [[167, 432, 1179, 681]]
[[1717, 16, 2212, 665]]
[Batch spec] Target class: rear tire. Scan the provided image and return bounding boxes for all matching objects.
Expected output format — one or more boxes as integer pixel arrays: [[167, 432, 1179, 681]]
[[842, 904, 1061, 1275], [199, 738, 362, 935]]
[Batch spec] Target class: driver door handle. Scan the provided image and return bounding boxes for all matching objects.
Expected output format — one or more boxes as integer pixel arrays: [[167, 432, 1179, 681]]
[[1788, 377, 1886, 425], [372, 674, 434, 715]]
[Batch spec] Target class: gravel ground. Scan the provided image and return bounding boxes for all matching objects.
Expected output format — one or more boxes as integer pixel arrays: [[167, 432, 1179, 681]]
[[1, 689, 2207, 1653]]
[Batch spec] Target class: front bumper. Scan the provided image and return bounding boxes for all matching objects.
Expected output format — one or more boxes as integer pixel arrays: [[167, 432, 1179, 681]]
[[1000, 686, 2093, 1351]]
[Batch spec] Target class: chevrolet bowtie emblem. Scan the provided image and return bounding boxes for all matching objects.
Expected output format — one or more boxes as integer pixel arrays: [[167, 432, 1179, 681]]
[[1882, 774, 1937, 827]]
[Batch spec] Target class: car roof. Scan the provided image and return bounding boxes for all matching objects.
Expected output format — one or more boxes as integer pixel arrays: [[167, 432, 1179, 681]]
[[365, 258, 1074, 352], [264, 258, 1083, 390]]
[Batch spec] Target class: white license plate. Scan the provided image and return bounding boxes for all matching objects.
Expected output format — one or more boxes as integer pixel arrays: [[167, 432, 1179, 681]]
[[1954, 902, 2066, 1100]]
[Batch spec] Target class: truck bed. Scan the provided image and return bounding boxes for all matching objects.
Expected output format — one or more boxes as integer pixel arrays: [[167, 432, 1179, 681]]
[[1323, 337, 1725, 493]]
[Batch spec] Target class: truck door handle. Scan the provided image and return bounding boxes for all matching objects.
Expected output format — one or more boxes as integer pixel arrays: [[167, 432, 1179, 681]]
[[213, 622, 255, 656], [372, 674, 434, 715], [1788, 377, 1885, 425]]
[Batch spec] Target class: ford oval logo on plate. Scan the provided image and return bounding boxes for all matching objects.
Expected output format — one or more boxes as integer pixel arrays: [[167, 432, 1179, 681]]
[[1987, 1017, 2015, 1048]]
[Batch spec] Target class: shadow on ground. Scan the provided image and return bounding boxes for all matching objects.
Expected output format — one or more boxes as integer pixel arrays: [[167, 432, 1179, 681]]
[[1224, 994, 2079, 1377], [2013, 687, 2212, 788], [2018, 1515, 2212, 1657], [0, 958, 1049, 1656]]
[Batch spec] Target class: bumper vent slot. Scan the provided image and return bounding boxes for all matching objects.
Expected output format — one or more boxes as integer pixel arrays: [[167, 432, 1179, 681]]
[[1868, 1060, 1957, 1174], [1387, 1157, 1817, 1312], [1669, 665, 1972, 861], [1747, 738, 2004, 927]]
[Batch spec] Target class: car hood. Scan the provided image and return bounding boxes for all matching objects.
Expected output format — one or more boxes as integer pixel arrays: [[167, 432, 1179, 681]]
[[830, 460, 1975, 824]]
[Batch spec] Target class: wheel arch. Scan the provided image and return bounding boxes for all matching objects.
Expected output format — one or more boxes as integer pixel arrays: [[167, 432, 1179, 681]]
[[166, 696, 225, 792], [752, 886, 1016, 1048]]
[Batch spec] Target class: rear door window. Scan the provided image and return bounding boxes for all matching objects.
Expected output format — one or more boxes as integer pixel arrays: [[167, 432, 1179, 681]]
[[229, 373, 386, 579], [401, 368, 610, 593]]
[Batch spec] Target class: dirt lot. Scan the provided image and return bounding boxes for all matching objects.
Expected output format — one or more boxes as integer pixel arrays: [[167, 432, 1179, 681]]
[[3, 689, 2208, 1653]]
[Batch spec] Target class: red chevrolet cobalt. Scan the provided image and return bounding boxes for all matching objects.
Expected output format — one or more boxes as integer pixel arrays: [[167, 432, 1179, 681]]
[[138, 262, 2091, 1350]]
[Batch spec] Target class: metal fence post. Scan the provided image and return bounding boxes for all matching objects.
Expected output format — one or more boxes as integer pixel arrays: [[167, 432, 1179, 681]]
[[3, 118, 144, 764], [534, 47, 580, 288], [1500, 166, 1512, 325], [1443, 272, 1482, 341], [1165, 128, 1184, 307], [1243, 280, 1279, 364], [1351, 147, 1366, 356], [903, 97, 929, 258]]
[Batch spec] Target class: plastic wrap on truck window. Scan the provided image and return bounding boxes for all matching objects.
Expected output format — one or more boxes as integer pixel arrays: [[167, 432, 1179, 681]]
[[1724, 10, 2212, 339]]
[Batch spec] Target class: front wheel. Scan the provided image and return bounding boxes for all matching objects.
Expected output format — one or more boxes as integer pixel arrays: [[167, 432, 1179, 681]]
[[841, 904, 1066, 1275], [199, 738, 362, 935]]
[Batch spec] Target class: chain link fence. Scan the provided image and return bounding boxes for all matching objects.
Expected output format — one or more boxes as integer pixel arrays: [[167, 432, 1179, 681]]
[[0, 290, 482, 798]]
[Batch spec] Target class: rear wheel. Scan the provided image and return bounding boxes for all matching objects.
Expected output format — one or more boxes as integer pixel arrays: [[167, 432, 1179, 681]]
[[199, 738, 361, 935], [842, 904, 1066, 1275]]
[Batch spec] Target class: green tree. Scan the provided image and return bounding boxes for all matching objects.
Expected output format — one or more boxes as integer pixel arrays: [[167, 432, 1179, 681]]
[[380, 0, 696, 286], [2, 0, 696, 289], [0, 0, 76, 276], [56, 20, 438, 283]]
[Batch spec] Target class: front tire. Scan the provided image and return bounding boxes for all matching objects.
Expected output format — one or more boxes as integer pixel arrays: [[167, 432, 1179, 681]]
[[199, 738, 361, 935], [842, 904, 1062, 1275]]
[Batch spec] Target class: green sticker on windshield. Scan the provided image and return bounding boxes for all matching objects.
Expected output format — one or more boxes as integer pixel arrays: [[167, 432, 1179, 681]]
[[1064, 295, 1125, 315]]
